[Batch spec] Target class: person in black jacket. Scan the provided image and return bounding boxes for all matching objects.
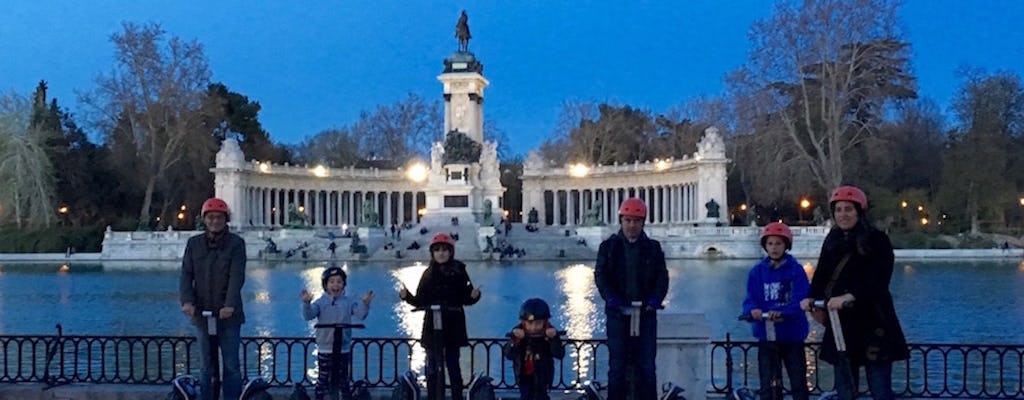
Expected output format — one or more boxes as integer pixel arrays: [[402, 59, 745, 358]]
[[800, 186, 908, 400], [399, 232, 481, 400], [594, 198, 669, 400], [179, 198, 247, 400], [503, 298, 565, 400]]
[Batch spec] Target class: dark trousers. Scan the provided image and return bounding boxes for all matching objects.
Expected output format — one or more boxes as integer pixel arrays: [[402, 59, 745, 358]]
[[517, 376, 551, 400], [315, 352, 351, 400], [606, 310, 657, 400], [756, 342, 809, 400], [194, 322, 241, 400], [426, 344, 464, 400], [834, 360, 894, 400]]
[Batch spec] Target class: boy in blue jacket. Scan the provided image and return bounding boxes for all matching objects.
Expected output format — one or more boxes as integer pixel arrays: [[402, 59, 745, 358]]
[[301, 266, 373, 400], [742, 222, 810, 400]]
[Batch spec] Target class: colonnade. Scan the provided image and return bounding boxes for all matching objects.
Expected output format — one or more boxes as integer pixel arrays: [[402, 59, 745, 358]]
[[525, 183, 702, 227], [239, 187, 427, 229]]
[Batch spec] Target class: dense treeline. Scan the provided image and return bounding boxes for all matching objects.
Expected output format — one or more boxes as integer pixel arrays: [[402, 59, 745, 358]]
[[1, 2, 1023, 253]]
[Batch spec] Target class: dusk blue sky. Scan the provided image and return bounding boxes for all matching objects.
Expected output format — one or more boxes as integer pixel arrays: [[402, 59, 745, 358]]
[[2, 1, 1022, 158]]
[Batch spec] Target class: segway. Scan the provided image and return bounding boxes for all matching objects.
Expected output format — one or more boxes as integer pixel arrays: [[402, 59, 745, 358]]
[[813, 299, 855, 400], [411, 304, 463, 400], [312, 322, 367, 400], [737, 312, 789, 400]]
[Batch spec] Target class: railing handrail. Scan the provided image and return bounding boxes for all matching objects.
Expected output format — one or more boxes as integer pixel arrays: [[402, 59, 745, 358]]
[[3, 333, 1022, 398]]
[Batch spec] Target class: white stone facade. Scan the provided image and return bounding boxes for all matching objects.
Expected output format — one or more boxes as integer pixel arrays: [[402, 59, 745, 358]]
[[521, 127, 729, 227], [211, 139, 429, 230]]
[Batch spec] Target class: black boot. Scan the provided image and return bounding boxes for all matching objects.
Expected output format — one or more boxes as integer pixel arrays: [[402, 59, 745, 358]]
[[450, 379, 464, 400]]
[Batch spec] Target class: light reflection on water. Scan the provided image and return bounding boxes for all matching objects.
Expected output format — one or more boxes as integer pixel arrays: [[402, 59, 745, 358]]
[[2, 258, 1023, 347], [391, 263, 428, 373], [557, 263, 598, 384]]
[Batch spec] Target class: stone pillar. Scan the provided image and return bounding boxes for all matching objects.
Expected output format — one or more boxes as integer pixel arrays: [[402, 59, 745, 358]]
[[553, 191, 561, 226], [657, 313, 711, 400]]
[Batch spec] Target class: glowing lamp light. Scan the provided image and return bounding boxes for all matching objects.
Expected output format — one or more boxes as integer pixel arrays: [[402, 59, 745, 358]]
[[177, 212, 185, 220], [917, 205, 924, 212], [298, 206, 305, 213], [58, 205, 69, 214], [406, 163, 428, 183], [900, 201, 908, 208], [180, 204, 187, 211], [568, 163, 590, 178], [654, 159, 670, 171], [920, 217, 929, 226], [417, 208, 426, 216], [311, 165, 328, 178], [800, 199, 811, 209], [739, 204, 747, 211], [258, 162, 271, 173]]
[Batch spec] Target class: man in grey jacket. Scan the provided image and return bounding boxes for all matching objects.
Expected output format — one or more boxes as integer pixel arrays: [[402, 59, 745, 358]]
[[180, 197, 247, 400]]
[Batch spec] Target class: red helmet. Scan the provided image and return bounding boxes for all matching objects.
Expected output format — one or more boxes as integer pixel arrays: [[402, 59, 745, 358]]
[[201, 198, 230, 217], [430, 232, 455, 249], [760, 222, 793, 250], [830, 186, 868, 210], [618, 198, 647, 218]]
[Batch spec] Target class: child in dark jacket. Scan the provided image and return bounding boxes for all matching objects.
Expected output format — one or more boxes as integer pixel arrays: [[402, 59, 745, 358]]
[[503, 298, 565, 400], [742, 222, 809, 400]]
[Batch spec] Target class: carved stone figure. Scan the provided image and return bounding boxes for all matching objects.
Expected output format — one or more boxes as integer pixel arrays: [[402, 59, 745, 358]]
[[528, 207, 540, 224], [361, 202, 379, 227], [481, 199, 495, 225], [705, 199, 721, 219], [582, 198, 605, 226], [455, 10, 471, 52], [287, 204, 308, 227]]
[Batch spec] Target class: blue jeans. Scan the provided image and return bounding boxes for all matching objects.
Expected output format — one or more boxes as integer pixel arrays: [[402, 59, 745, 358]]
[[834, 360, 894, 400], [605, 310, 657, 400], [194, 321, 242, 400], [425, 344, 464, 400], [756, 342, 808, 400]]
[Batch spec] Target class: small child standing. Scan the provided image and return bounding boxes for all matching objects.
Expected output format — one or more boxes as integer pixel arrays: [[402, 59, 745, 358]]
[[301, 266, 373, 400], [502, 298, 565, 400], [741, 222, 809, 400]]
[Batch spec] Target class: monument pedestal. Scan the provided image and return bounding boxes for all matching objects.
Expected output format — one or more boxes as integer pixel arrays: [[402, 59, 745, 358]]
[[657, 313, 711, 400], [576, 226, 612, 251], [477, 226, 496, 256], [356, 227, 386, 255], [697, 217, 721, 227]]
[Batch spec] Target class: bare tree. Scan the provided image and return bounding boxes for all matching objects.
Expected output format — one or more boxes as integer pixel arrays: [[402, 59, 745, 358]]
[[79, 22, 217, 229], [937, 71, 1024, 233], [353, 94, 441, 162], [729, 0, 915, 195], [295, 127, 362, 167], [0, 92, 56, 228], [536, 100, 598, 165]]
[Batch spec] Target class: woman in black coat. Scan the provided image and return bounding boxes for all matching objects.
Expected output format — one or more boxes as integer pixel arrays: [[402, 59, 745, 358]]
[[801, 186, 908, 400], [399, 232, 481, 400]]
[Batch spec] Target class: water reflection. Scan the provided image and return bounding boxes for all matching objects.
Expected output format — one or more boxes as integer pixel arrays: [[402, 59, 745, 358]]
[[556, 263, 598, 384], [391, 262, 428, 372]]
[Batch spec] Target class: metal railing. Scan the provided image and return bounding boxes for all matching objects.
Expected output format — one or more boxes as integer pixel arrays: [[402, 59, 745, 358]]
[[0, 329, 607, 391], [713, 334, 1024, 399], [4, 329, 1023, 398]]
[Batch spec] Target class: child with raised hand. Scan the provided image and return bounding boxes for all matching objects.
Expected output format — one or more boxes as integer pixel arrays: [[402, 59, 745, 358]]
[[301, 266, 373, 400], [503, 298, 565, 400]]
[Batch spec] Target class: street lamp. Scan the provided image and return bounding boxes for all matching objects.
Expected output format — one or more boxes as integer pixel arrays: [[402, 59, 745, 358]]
[[799, 198, 811, 224], [58, 205, 70, 226], [406, 163, 428, 183]]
